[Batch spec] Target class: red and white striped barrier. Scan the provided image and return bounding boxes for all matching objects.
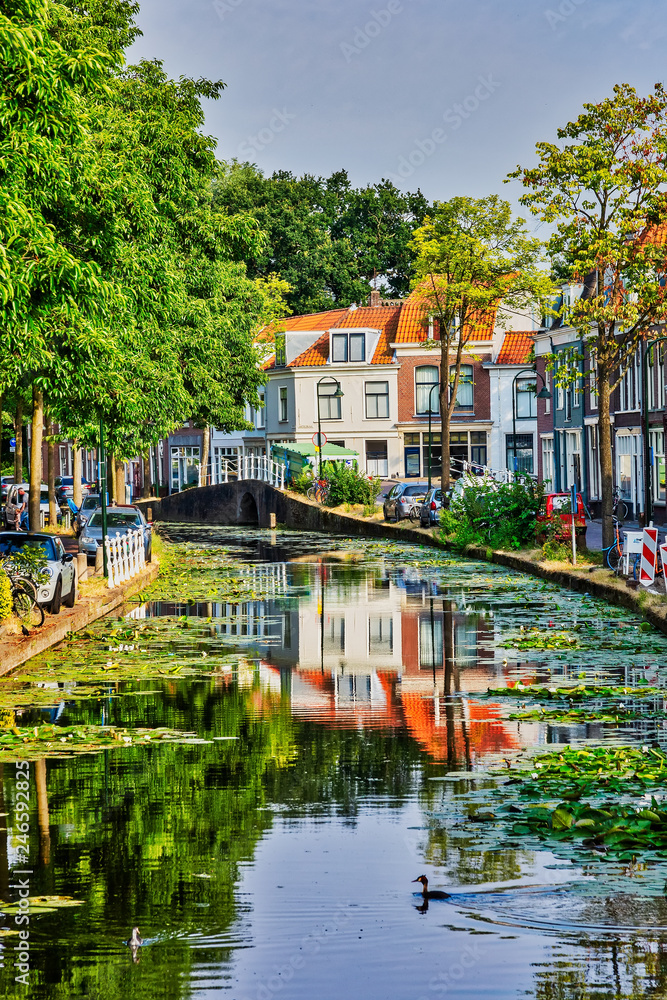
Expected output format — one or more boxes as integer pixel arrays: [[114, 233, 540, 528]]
[[639, 527, 659, 586]]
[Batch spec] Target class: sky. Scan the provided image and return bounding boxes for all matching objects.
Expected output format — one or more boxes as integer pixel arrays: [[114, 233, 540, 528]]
[[129, 0, 667, 216]]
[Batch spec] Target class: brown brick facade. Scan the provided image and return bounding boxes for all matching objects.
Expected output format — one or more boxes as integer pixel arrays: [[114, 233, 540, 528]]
[[396, 350, 492, 424]]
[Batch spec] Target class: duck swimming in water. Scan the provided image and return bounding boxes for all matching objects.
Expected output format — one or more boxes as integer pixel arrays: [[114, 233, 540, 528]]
[[125, 927, 142, 947], [412, 875, 450, 899]]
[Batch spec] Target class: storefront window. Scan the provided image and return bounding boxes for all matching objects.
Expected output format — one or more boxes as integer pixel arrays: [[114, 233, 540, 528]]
[[171, 446, 200, 492]]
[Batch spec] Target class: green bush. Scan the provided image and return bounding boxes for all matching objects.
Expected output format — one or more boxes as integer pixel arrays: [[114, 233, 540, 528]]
[[321, 462, 382, 507], [290, 467, 315, 494], [440, 475, 548, 551], [0, 570, 11, 623]]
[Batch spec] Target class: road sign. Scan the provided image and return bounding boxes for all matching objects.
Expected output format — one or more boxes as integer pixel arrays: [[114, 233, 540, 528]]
[[9, 437, 16, 448], [640, 527, 659, 585], [312, 432, 327, 448]]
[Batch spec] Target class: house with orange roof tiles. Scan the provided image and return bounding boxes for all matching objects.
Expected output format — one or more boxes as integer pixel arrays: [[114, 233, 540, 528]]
[[263, 291, 403, 478], [486, 330, 541, 475]]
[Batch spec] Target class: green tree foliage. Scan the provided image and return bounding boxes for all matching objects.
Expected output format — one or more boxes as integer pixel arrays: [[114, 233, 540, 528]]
[[509, 83, 667, 546], [410, 195, 551, 490], [212, 163, 430, 314], [0, 570, 11, 622]]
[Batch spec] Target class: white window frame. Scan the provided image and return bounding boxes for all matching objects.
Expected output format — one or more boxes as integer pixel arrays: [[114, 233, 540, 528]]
[[364, 381, 390, 419], [541, 434, 554, 489], [278, 386, 288, 423], [415, 365, 439, 415]]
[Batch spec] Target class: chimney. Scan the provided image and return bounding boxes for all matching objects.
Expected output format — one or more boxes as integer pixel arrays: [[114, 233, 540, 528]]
[[369, 289, 381, 308]]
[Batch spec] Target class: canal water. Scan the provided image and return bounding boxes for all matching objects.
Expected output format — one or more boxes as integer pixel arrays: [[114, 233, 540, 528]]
[[2, 526, 667, 999]]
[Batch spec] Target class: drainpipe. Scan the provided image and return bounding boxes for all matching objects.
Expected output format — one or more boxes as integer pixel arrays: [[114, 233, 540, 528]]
[[580, 338, 589, 507]]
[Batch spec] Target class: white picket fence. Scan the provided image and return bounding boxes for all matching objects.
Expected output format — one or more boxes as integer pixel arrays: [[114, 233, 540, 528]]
[[215, 455, 286, 488], [105, 528, 147, 588]]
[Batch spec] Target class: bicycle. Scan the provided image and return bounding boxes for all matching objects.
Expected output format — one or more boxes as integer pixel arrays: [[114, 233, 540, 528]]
[[612, 487, 630, 522], [603, 518, 624, 573], [306, 479, 329, 504], [2, 564, 45, 628]]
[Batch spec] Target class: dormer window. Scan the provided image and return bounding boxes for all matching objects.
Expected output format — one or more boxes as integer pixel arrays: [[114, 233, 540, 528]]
[[331, 332, 365, 363], [275, 333, 286, 367]]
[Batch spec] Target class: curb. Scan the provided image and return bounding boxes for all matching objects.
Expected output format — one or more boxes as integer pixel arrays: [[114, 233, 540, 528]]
[[0, 562, 159, 676]]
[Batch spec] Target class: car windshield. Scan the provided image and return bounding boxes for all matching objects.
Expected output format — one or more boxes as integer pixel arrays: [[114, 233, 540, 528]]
[[403, 485, 428, 497], [82, 497, 100, 511], [88, 512, 140, 528], [550, 495, 573, 511], [0, 536, 56, 561]]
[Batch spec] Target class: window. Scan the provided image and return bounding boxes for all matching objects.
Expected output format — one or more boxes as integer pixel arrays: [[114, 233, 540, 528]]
[[419, 614, 443, 670], [544, 369, 551, 414], [365, 381, 389, 418], [323, 615, 345, 653], [449, 431, 468, 468], [541, 435, 554, 488], [616, 434, 634, 500], [171, 445, 200, 492], [329, 440, 345, 448], [332, 334, 348, 362], [279, 387, 288, 422], [275, 333, 286, 367], [256, 392, 265, 429], [470, 431, 487, 468], [331, 332, 365, 363], [651, 429, 665, 503], [588, 425, 600, 499], [369, 615, 393, 654], [422, 433, 442, 478], [648, 345, 666, 411], [515, 377, 537, 418], [319, 388, 341, 419], [350, 333, 365, 362], [451, 364, 473, 409], [589, 352, 597, 409], [619, 353, 640, 411], [506, 434, 533, 474], [366, 440, 388, 477], [416, 365, 439, 414]]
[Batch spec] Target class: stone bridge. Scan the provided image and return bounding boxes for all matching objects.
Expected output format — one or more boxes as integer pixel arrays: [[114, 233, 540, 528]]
[[134, 479, 409, 542]]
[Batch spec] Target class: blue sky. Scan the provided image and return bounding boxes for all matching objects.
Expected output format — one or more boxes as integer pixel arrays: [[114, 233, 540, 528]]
[[129, 0, 667, 216]]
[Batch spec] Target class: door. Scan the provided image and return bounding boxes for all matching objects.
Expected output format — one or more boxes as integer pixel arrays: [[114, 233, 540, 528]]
[[404, 447, 420, 477]]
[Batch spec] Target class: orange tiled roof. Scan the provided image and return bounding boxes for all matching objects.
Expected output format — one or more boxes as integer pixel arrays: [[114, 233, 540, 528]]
[[289, 330, 330, 367], [495, 331, 534, 365], [261, 308, 348, 340], [394, 287, 497, 344]]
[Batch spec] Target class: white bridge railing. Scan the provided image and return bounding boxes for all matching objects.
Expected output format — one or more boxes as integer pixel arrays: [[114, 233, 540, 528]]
[[106, 528, 146, 588], [216, 456, 285, 488]]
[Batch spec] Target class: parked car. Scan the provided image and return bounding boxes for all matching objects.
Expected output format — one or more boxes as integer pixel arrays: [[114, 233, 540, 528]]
[[383, 482, 429, 522], [0, 531, 76, 613], [536, 492, 587, 545], [55, 476, 93, 501], [1, 477, 15, 504], [419, 487, 446, 527], [79, 506, 152, 563], [3, 483, 53, 528], [74, 493, 107, 536]]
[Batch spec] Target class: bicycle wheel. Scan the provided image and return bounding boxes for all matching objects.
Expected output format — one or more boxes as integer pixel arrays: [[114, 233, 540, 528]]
[[408, 505, 421, 523], [306, 485, 318, 501], [606, 544, 622, 572], [12, 585, 45, 628], [615, 501, 629, 521]]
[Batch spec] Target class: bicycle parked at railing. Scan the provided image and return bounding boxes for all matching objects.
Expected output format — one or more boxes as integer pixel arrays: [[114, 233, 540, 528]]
[[306, 478, 330, 504], [1, 560, 45, 628]]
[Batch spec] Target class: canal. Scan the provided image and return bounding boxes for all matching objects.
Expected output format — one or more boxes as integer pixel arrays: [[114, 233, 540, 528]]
[[2, 525, 667, 999]]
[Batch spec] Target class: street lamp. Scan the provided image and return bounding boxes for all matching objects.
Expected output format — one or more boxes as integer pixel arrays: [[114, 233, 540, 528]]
[[316, 376, 344, 479], [642, 335, 667, 523], [427, 381, 441, 490], [511, 367, 551, 474]]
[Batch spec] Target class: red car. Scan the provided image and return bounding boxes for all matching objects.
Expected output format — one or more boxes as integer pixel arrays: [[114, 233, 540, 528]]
[[536, 492, 587, 545]]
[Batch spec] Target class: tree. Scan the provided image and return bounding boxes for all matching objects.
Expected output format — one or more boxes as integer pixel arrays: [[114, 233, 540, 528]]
[[509, 83, 667, 547], [212, 164, 429, 314], [410, 195, 550, 491]]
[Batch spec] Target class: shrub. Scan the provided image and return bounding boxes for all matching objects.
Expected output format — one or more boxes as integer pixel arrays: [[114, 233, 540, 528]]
[[291, 467, 315, 494], [0, 570, 11, 623], [441, 475, 548, 551], [321, 462, 381, 507]]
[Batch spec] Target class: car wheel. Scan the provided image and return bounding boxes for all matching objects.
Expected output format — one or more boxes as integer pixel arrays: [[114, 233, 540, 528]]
[[49, 578, 62, 615], [63, 570, 77, 608]]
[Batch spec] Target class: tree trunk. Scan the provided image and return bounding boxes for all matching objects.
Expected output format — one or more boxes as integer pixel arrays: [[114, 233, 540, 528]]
[[72, 446, 83, 508], [47, 418, 57, 529], [598, 369, 614, 549], [35, 758, 51, 867], [114, 457, 126, 504], [200, 426, 210, 487], [14, 399, 23, 483], [29, 388, 44, 530], [142, 453, 151, 498]]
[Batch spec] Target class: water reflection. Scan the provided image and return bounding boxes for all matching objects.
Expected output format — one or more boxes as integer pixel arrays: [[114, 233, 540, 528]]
[[3, 528, 667, 999]]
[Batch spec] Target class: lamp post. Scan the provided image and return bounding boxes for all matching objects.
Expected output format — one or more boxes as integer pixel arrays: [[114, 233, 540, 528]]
[[98, 417, 109, 577], [427, 381, 441, 490], [642, 335, 667, 523], [316, 376, 344, 479], [511, 367, 551, 474]]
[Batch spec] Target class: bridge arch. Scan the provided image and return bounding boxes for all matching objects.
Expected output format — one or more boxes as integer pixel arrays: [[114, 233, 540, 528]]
[[238, 491, 259, 525]]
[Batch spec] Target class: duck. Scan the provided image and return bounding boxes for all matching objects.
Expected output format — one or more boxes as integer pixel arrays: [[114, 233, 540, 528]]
[[412, 875, 450, 900], [125, 927, 143, 947]]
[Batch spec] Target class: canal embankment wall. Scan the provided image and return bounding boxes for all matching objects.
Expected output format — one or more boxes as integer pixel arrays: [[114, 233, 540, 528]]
[[0, 561, 159, 675], [137, 485, 667, 638]]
